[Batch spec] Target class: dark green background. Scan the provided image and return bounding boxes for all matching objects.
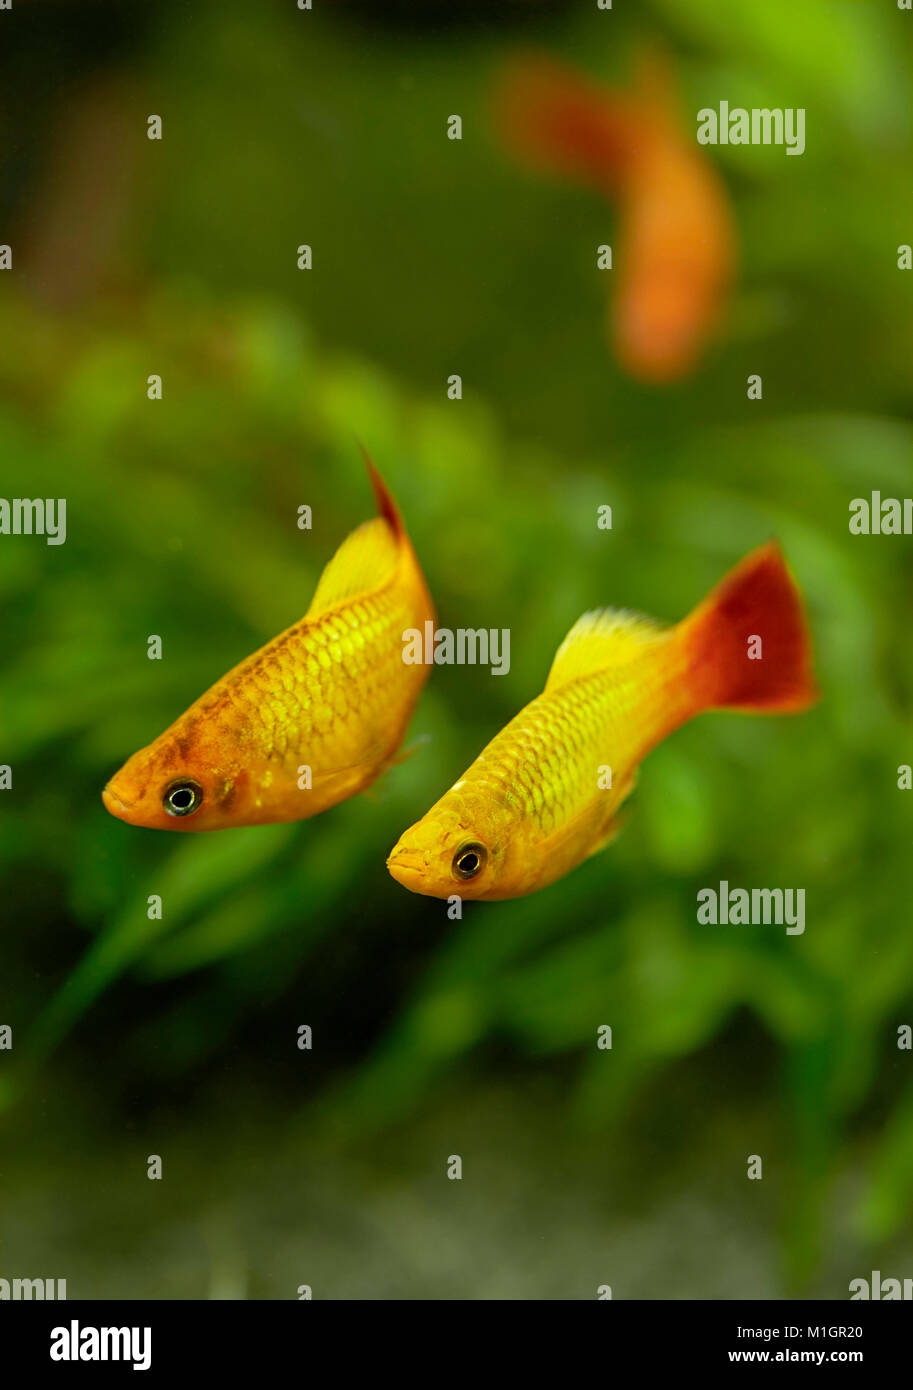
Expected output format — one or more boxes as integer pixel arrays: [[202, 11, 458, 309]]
[[1, 0, 912, 1298]]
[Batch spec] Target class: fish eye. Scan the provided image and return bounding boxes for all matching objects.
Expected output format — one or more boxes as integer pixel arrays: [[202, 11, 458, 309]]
[[452, 841, 487, 881], [163, 778, 204, 818]]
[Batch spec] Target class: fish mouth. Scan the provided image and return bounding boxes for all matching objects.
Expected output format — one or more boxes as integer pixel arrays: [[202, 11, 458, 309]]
[[102, 784, 133, 821], [386, 842, 436, 896]]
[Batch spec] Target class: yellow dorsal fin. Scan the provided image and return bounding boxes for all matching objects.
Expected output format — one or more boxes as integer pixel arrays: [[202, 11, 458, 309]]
[[306, 517, 398, 617], [544, 608, 665, 691], [306, 454, 403, 618]]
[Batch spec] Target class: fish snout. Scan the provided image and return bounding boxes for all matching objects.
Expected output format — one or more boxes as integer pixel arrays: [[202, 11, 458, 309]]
[[102, 783, 133, 822], [386, 837, 435, 895]]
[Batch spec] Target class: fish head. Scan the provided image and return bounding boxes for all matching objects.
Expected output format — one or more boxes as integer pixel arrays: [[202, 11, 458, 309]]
[[386, 784, 521, 901], [102, 722, 251, 832]]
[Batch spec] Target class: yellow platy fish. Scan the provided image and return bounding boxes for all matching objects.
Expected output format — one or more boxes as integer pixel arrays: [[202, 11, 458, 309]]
[[103, 455, 435, 831], [387, 543, 816, 901]]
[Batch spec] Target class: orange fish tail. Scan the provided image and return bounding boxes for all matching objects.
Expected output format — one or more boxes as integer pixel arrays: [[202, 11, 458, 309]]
[[494, 56, 638, 193], [681, 543, 817, 714]]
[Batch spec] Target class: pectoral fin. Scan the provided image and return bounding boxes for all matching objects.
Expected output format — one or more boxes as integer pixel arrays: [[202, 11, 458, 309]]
[[586, 814, 624, 860], [585, 768, 638, 859]]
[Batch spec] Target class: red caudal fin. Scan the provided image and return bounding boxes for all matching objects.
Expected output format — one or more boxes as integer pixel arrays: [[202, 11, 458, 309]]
[[681, 542, 818, 714]]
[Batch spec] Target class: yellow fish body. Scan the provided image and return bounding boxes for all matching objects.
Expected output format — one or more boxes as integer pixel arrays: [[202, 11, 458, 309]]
[[103, 456, 434, 831], [387, 543, 816, 900]]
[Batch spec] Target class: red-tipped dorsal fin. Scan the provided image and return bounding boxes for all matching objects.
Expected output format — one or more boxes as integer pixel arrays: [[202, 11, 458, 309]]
[[359, 442, 404, 539], [305, 450, 403, 618]]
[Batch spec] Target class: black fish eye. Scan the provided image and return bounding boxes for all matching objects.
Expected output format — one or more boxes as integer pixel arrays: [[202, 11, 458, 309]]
[[452, 842, 487, 881], [163, 778, 204, 817]]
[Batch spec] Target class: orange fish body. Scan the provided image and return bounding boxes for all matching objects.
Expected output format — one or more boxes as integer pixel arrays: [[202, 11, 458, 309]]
[[103, 457, 435, 831], [495, 54, 736, 381], [387, 544, 816, 901]]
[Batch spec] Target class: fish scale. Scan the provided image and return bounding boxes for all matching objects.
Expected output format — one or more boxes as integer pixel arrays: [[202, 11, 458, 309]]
[[229, 594, 406, 767], [462, 641, 689, 838]]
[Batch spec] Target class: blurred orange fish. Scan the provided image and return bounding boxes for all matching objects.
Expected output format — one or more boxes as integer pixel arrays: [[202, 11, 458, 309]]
[[103, 454, 435, 831], [495, 53, 736, 381], [388, 543, 815, 901]]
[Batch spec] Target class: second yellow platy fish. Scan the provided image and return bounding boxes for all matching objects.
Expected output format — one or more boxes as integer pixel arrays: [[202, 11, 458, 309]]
[[102, 454, 435, 830], [387, 543, 816, 901]]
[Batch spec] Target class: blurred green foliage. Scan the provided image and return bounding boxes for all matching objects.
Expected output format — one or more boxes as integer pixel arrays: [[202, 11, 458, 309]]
[[1, 0, 912, 1297]]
